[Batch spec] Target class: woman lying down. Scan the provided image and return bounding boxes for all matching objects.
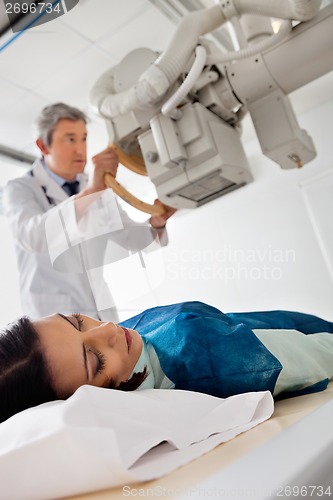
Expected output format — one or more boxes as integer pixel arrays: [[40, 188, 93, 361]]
[[1, 301, 333, 423]]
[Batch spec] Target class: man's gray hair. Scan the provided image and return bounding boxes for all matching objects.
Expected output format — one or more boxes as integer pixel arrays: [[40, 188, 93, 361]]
[[36, 103, 88, 146]]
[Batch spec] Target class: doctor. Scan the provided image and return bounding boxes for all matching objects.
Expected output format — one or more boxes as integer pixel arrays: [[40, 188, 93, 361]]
[[3, 103, 175, 320]]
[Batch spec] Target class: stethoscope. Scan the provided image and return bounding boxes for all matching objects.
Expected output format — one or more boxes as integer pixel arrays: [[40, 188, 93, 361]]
[[29, 169, 61, 207]]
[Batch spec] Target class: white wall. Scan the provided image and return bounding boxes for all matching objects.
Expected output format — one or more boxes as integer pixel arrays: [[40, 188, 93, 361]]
[[118, 98, 333, 321]]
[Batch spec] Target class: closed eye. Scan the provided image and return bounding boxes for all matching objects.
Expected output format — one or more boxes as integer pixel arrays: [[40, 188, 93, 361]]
[[71, 314, 105, 376], [89, 347, 106, 375], [57, 312, 89, 381]]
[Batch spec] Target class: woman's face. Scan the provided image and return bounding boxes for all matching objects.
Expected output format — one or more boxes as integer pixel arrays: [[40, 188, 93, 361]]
[[33, 314, 143, 397]]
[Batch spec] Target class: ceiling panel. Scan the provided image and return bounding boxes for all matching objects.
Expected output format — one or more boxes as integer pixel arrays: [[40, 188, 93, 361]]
[[0, 92, 49, 151], [98, 3, 176, 59], [0, 20, 90, 89], [34, 45, 117, 109], [0, 77, 27, 114], [60, 0, 150, 43]]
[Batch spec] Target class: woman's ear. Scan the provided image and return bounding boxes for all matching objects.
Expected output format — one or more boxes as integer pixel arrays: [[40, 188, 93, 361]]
[[36, 138, 49, 156]]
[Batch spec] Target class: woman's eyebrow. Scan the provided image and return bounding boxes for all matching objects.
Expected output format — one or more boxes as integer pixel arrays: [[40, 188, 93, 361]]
[[57, 313, 89, 381]]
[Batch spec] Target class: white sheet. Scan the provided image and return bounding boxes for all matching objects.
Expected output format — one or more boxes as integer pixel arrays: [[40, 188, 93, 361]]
[[0, 386, 273, 500]]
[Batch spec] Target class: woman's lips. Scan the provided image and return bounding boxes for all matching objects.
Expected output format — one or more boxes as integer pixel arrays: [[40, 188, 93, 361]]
[[122, 327, 132, 352]]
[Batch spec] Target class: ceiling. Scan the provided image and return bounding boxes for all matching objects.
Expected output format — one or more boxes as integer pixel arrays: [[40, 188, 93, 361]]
[[0, 0, 332, 174]]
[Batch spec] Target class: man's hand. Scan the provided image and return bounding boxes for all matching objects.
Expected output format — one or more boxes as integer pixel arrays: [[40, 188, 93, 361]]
[[149, 200, 177, 229], [83, 146, 119, 195]]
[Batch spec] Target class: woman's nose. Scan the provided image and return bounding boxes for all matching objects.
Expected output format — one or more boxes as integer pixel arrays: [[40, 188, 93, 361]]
[[86, 322, 118, 346]]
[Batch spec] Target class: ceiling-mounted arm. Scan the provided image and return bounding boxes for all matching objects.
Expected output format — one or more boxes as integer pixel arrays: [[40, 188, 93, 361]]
[[217, 3, 333, 169], [228, 0, 321, 21], [90, 4, 227, 120], [90, 0, 329, 212], [90, 0, 322, 122]]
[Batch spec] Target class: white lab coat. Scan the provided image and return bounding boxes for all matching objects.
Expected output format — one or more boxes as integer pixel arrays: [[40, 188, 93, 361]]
[[3, 159, 161, 320]]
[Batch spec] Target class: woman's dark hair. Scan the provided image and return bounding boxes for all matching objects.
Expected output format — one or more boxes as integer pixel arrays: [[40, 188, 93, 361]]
[[0, 316, 148, 423], [0, 317, 58, 423], [117, 368, 148, 391]]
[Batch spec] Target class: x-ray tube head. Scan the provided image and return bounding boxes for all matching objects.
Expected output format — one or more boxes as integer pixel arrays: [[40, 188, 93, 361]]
[[139, 103, 253, 209]]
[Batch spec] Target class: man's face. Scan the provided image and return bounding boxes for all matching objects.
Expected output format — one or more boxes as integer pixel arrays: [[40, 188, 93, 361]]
[[40, 119, 87, 180]]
